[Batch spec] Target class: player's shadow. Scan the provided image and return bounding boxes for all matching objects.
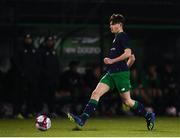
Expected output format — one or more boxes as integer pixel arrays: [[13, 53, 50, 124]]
[[72, 127, 98, 131], [132, 129, 174, 133], [132, 129, 157, 132]]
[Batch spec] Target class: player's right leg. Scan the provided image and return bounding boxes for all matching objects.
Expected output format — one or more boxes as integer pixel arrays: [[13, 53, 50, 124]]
[[67, 82, 110, 128]]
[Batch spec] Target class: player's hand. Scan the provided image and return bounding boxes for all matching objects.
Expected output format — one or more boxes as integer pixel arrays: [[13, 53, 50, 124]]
[[104, 57, 114, 65]]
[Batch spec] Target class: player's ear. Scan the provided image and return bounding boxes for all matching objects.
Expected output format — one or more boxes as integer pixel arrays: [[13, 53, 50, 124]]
[[119, 23, 123, 28]]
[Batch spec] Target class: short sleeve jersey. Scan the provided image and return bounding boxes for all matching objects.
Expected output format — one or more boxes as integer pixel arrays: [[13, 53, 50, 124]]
[[107, 32, 130, 73]]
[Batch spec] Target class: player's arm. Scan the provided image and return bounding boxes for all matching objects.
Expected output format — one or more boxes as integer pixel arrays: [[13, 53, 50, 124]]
[[104, 48, 131, 64], [127, 54, 135, 68]]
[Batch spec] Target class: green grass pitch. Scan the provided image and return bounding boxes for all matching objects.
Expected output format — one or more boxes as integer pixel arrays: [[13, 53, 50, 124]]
[[0, 116, 179, 137]]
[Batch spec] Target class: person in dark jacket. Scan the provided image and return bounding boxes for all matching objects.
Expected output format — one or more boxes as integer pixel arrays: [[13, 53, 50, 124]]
[[38, 36, 60, 115], [13, 34, 41, 118]]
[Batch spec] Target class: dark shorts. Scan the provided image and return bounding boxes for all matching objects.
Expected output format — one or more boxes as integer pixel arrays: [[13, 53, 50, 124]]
[[100, 71, 131, 93]]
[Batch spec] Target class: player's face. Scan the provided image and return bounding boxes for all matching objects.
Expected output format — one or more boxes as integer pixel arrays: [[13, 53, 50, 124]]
[[110, 21, 121, 33]]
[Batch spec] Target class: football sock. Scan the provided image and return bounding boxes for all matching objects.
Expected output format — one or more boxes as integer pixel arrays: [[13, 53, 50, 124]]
[[80, 99, 98, 122], [131, 101, 149, 118]]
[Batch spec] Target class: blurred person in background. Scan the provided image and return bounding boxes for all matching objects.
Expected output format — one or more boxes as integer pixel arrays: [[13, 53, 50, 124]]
[[0, 58, 14, 118], [67, 14, 155, 130], [12, 34, 41, 118], [162, 62, 179, 116], [57, 61, 83, 115], [38, 35, 60, 116], [0, 58, 12, 102], [143, 64, 163, 115]]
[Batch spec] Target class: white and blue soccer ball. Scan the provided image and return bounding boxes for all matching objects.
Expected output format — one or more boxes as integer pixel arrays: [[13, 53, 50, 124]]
[[35, 115, 51, 131]]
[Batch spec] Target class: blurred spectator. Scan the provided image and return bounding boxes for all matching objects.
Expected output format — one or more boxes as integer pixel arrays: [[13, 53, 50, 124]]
[[38, 35, 60, 115], [0, 58, 14, 118], [0, 58, 11, 74], [162, 62, 179, 116], [12, 34, 41, 118], [57, 61, 83, 115], [143, 64, 163, 115], [0, 58, 12, 101]]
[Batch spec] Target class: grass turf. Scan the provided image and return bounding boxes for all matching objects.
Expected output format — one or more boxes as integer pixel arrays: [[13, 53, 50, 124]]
[[0, 116, 179, 137]]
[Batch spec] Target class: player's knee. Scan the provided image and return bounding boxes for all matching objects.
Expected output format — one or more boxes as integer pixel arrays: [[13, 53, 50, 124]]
[[123, 99, 132, 107], [91, 90, 100, 100]]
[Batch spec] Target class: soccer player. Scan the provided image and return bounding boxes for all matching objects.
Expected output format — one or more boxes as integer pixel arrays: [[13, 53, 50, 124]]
[[67, 14, 155, 130]]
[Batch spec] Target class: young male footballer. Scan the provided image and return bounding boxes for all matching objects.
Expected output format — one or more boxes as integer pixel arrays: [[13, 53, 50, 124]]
[[67, 13, 155, 130]]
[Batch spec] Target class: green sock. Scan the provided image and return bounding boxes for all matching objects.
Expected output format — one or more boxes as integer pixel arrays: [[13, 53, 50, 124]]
[[131, 101, 148, 118], [81, 99, 98, 122]]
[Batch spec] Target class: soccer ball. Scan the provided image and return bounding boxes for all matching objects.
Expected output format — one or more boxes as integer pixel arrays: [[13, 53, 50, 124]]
[[35, 115, 51, 131]]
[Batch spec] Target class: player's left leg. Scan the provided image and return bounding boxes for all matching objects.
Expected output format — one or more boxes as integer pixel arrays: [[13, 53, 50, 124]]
[[120, 91, 155, 130]]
